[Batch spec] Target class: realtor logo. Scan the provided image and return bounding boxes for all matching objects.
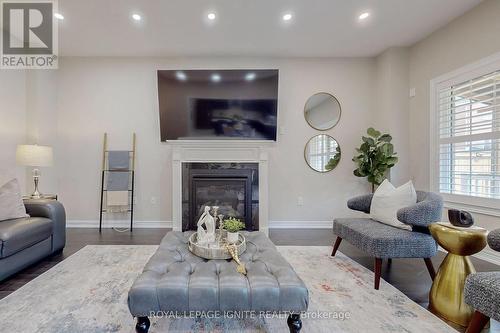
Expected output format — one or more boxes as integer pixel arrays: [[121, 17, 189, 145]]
[[1, 0, 58, 69]]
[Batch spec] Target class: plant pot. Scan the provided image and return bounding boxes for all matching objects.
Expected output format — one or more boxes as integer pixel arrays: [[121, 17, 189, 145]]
[[227, 231, 239, 244]]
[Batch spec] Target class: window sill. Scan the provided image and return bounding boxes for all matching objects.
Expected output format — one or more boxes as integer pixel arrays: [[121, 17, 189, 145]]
[[442, 193, 500, 218]]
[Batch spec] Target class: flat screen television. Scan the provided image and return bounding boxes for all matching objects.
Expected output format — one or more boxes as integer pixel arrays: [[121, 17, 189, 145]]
[[157, 69, 279, 141]]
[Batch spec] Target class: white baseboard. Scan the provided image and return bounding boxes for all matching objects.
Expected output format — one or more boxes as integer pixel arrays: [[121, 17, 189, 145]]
[[472, 248, 500, 266], [268, 220, 332, 229], [438, 247, 500, 266], [68, 220, 332, 229], [67, 220, 172, 228]]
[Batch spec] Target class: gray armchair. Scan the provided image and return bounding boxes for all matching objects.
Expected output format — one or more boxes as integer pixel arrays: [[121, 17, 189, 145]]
[[464, 229, 500, 333], [0, 200, 66, 281], [332, 191, 443, 289]]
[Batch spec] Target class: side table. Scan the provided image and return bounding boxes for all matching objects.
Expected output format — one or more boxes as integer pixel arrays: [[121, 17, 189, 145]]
[[428, 222, 488, 327]]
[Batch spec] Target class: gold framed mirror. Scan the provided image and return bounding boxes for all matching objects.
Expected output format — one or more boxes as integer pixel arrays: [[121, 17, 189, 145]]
[[304, 92, 341, 131], [304, 134, 341, 173]]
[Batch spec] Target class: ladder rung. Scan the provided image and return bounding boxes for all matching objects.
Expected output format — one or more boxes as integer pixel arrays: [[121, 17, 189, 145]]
[[103, 190, 132, 192]]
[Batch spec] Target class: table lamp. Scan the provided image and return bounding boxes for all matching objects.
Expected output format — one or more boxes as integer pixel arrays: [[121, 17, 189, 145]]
[[16, 144, 53, 199]]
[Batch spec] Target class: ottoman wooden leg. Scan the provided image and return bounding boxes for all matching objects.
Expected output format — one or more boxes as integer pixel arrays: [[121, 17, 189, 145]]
[[135, 316, 150, 333], [287, 313, 302, 333]]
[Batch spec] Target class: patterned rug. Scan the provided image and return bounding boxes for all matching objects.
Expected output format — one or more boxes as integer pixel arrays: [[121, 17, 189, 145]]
[[0, 245, 456, 333]]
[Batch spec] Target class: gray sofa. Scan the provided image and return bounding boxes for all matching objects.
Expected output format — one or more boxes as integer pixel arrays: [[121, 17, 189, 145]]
[[332, 191, 443, 289], [464, 229, 500, 333], [0, 200, 66, 281]]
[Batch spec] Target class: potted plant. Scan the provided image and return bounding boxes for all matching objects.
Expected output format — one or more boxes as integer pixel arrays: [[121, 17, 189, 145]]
[[352, 127, 398, 192], [222, 218, 245, 244]]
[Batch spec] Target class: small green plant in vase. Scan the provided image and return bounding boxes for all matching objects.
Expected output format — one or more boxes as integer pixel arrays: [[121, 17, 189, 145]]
[[222, 218, 245, 244]]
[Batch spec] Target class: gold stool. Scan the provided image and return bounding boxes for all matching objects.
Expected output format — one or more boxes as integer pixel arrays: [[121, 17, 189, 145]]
[[428, 222, 488, 327]]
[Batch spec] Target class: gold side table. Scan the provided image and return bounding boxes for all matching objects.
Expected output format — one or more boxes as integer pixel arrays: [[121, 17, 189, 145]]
[[428, 222, 488, 327]]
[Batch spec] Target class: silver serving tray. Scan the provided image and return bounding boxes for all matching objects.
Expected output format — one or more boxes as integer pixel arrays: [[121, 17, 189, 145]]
[[188, 230, 246, 260]]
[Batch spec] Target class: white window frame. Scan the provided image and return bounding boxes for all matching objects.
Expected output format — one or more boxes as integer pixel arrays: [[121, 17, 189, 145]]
[[430, 51, 500, 217]]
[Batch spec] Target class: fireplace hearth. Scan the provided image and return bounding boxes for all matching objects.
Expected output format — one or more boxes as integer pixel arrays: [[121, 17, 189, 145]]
[[182, 163, 259, 231]]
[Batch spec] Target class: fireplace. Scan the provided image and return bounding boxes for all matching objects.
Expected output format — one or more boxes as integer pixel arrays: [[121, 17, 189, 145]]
[[171, 144, 269, 234], [182, 163, 259, 231]]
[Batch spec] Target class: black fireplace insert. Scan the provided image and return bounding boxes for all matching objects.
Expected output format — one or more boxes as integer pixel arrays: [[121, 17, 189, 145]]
[[182, 163, 259, 231]]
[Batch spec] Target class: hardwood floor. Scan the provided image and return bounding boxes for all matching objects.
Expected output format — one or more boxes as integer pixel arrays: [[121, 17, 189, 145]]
[[1, 228, 498, 332], [0, 228, 166, 300]]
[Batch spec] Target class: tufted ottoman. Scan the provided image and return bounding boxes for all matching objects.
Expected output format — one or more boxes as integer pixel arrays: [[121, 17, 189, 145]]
[[128, 231, 309, 332]]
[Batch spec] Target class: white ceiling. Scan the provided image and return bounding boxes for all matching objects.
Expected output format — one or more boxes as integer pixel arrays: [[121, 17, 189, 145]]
[[58, 0, 482, 57]]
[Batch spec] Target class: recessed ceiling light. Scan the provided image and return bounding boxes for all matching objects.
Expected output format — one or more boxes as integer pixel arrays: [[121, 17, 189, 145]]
[[207, 12, 216, 20], [132, 13, 141, 21], [245, 72, 256, 81], [175, 71, 187, 81], [359, 12, 370, 20], [282, 13, 293, 21], [211, 73, 221, 82], [54, 13, 64, 20]]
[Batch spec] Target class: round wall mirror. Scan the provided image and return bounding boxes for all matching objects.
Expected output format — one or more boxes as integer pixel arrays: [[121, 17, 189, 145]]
[[304, 92, 341, 130], [304, 134, 341, 173]]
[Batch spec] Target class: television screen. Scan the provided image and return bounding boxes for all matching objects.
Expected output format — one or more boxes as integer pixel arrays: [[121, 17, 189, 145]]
[[157, 69, 279, 141]]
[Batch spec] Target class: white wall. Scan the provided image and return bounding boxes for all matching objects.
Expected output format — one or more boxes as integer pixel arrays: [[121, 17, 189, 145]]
[[25, 71, 59, 194], [0, 71, 26, 188], [408, 0, 500, 231], [52, 56, 376, 226], [375, 47, 410, 186]]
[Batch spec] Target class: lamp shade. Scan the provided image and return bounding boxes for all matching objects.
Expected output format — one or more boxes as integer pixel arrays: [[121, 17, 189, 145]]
[[16, 145, 53, 167]]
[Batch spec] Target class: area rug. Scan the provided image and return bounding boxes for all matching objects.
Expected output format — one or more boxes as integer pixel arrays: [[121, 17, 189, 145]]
[[0, 245, 455, 333]]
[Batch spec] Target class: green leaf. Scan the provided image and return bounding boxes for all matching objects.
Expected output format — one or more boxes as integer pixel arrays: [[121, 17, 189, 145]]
[[359, 142, 370, 153], [386, 156, 398, 164], [380, 143, 394, 155], [353, 169, 365, 177], [379, 134, 392, 142], [367, 127, 381, 138], [325, 156, 340, 171], [362, 136, 375, 145], [374, 174, 386, 185]]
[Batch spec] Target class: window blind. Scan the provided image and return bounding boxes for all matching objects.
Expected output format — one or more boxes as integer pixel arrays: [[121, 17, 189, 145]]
[[438, 70, 500, 199]]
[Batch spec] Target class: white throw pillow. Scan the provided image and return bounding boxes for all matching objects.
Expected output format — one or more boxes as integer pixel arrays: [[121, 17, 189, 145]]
[[370, 179, 416, 231], [0, 178, 28, 221]]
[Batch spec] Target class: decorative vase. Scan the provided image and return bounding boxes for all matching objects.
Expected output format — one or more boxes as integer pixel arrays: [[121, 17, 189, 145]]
[[448, 209, 474, 228], [227, 231, 239, 244]]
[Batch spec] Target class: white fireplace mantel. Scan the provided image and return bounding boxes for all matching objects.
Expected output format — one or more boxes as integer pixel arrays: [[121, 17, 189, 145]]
[[171, 142, 270, 235]]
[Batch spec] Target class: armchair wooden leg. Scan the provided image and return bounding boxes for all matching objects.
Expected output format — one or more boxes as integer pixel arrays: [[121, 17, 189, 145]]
[[465, 311, 489, 333], [424, 258, 436, 281], [374, 258, 382, 290], [331, 237, 342, 257]]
